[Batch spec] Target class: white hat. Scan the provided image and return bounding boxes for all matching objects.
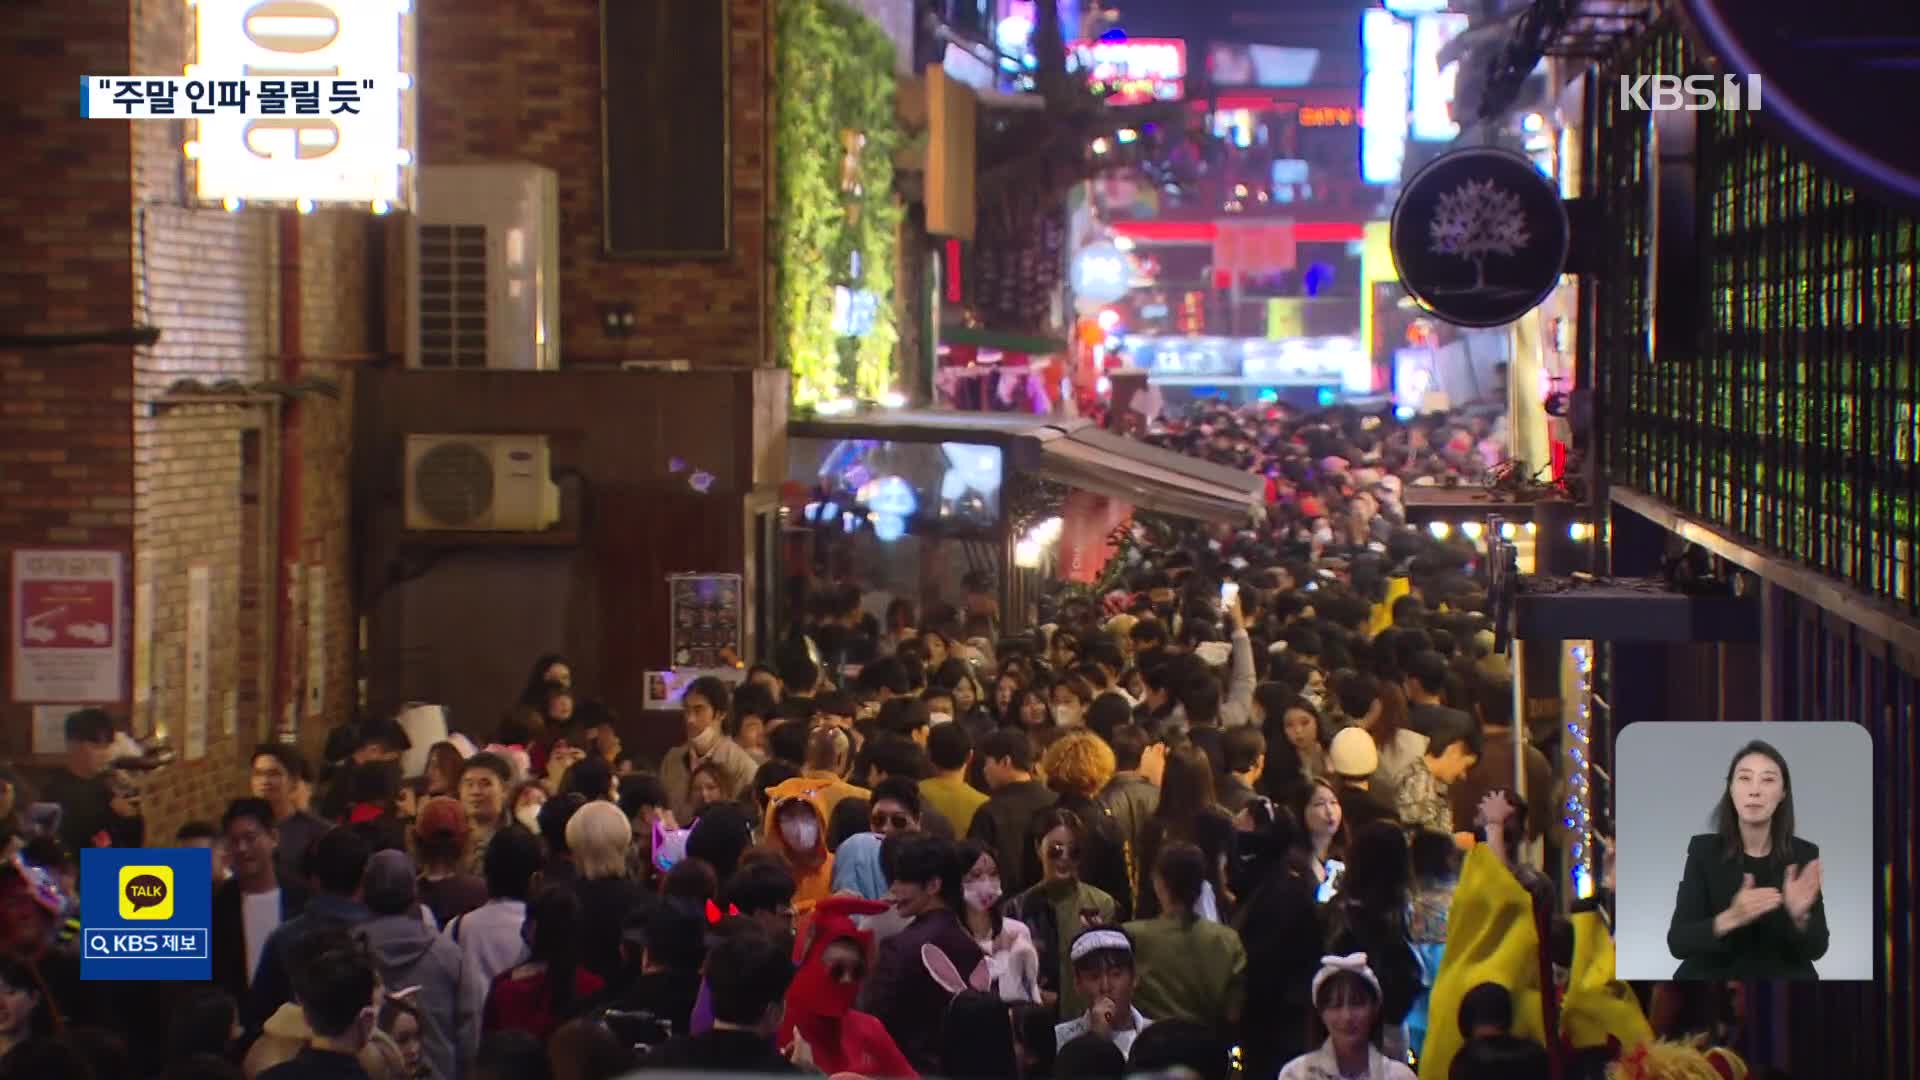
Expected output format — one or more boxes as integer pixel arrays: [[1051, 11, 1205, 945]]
[[1328, 727, 1379, 778], [1312, 953, 1381, 1001]]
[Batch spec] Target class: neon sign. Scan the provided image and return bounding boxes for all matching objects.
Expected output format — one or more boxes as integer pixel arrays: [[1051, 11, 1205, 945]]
[[1071, 39, 1187, 106], [1300, 106, 1357, 128]]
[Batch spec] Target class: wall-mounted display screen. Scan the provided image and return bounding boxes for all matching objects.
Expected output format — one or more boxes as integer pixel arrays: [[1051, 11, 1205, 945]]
[[790, 438, 1004, 539]]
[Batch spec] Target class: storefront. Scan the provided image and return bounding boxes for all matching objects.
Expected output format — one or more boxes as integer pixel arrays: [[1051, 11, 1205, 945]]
[[784, 410, 1264, 630], [1586, 18, 1920, 1076]]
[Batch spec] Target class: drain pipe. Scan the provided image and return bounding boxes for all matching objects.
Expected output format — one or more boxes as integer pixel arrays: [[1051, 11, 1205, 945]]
[[274, 209, 304, 740]]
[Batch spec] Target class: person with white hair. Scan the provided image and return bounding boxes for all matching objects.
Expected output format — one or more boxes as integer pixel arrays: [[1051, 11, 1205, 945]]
[[563, 800, 646, 984]]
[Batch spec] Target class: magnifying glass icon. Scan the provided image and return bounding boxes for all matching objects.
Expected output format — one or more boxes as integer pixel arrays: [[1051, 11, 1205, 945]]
[[87, 933, 109, 955]]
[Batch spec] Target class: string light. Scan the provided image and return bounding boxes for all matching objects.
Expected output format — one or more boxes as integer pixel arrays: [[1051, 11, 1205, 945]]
[[1566, 642, 1595, 898]]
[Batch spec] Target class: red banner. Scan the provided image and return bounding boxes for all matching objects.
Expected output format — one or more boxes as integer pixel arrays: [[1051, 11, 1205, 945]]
[[1059, 491, 1133, 583]]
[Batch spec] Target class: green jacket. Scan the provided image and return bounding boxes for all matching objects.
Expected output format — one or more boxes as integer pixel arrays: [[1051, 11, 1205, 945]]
[[1124, 913, 1247, 1037], [1011, 878, 1118, 1019]]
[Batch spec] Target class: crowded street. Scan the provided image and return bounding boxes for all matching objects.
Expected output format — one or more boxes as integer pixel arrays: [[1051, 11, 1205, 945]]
[[3, 1, 1916, 1080]]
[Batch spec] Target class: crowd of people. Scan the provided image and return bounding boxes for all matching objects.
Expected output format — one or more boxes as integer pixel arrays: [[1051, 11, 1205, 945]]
[[0, 402, 1780, 1080]]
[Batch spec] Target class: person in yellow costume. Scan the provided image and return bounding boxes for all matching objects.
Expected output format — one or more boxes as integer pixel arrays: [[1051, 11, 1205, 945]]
[[1418, 794, 1652, 1079]]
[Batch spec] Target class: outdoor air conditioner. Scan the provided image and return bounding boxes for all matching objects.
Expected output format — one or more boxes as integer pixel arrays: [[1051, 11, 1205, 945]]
[[404, 434, 561, 532], [407, 164, 560, 370]]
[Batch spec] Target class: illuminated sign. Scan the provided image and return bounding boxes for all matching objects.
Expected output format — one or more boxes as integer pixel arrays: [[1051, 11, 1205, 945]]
[[1411, 13, 1470, 142], [1300, 106, 1357, 128], [193, 0, 415, 209], [1361, 10, 1412, 184], [1071, 39, 1187, 106], [1071, 243, 1132, 303], [1207, 43, 1320, 88]]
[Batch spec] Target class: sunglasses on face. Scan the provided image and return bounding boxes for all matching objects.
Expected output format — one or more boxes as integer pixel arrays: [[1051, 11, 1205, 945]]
[[872, 812, 914, 831], [826, 961, 865, 983], [1047, 842, 1081, 861]]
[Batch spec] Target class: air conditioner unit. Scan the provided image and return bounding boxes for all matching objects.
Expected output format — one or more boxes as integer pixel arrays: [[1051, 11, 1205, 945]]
[[407, 164, 561, 370], [404, 434, 561, 532]]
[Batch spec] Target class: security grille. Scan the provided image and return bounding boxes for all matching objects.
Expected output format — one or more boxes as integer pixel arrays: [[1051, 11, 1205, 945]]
[[1593, 21, 1920, 1077], [1597, 23, 1920, 619], [416, 224, 489, 368]]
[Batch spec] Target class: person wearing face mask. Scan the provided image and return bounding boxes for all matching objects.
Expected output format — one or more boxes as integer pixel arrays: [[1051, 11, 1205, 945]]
[[756, 780, 835, 916], [661, 677, 760, 825], [1051, 675, 1094, 730], [778, 895, 918, 1077], [956, 841, 1041, 1003]]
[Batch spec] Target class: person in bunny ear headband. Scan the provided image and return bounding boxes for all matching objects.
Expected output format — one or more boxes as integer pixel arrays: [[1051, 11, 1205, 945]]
[[1276, 953, 1416, 1080], [1052, 926, 1153, 1060]]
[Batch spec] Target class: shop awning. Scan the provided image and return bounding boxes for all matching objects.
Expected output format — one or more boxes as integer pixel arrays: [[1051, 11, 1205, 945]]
[[789, 410, 1264, 525], [1033, 425, 1266, 524]]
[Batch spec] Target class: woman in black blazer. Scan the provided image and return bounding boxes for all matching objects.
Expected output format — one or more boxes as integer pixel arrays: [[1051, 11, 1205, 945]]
[[1666, 739, 1828, 980]]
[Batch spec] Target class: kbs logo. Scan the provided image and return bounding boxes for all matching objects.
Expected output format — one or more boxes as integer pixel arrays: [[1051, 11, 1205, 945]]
[[118, 865, 174, 920], [1618, 74, 1763, 113]]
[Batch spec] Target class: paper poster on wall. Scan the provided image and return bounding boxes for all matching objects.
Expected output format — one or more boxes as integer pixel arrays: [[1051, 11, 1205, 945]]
[[668, 574, 743, 669], [306, 565, 327, 718], [10, 549, 126, 703], [644, 668, 745, 710], [185, 563, 211, 761], [32, 705, 82, 756]]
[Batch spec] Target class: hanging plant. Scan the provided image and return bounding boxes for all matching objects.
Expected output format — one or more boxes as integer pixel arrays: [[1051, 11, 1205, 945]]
[[772, 0, 903, 407]]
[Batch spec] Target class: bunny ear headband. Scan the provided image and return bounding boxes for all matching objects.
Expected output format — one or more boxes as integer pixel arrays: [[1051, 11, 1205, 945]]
[[1310, 952, 1380, 1000], [919, 943, 993, 997]]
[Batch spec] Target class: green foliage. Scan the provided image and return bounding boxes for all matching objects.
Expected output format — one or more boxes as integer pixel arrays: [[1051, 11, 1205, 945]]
[[772, 0, 902, 407]]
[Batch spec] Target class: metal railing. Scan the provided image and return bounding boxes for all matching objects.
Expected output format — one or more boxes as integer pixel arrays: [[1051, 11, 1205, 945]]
[[1595, 22, 1920, 619]]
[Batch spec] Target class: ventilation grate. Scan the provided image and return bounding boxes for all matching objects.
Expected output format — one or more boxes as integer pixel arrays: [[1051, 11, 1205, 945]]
[[417, 224, 489, 368], [412, 441, 496, 527]]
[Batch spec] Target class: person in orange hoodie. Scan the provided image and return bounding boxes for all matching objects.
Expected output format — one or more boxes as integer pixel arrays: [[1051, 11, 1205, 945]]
[[761, 776, 836, 915]]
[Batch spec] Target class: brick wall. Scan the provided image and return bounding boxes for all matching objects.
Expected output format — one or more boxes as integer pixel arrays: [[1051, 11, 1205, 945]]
[[124, 201, 365, 841], [0, 0, 368, 839], [293, 210, 366, 770], [0, 0, 136, 759], [416, 0, 771, 367]]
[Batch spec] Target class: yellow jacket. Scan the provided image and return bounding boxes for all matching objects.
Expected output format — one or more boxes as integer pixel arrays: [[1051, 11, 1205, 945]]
[[1370, 575, 1411, 638]]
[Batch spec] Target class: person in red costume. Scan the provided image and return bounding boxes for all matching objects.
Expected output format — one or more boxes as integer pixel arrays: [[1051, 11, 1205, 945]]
[[779, 895, 919, 1078]]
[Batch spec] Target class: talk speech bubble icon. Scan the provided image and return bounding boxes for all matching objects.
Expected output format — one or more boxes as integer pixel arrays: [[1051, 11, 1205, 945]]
[[118, 865, 174, 920]]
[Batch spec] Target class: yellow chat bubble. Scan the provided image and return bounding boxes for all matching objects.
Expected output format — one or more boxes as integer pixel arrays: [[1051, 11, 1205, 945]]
[[118, 865, 174, 920]]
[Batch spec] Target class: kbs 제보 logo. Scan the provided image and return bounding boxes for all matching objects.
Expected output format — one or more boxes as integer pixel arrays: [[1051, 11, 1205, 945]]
[[119, 865, 174, 920]]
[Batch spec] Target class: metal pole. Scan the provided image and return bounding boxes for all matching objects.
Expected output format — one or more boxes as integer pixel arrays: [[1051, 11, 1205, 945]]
[[1512, 638, 1527, 799]]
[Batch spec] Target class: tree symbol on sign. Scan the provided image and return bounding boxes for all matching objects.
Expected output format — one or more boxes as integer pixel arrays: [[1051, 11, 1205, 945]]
[[1428, 178, 1530, 290]]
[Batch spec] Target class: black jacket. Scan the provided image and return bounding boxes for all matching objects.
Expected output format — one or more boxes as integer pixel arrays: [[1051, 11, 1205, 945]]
[[862, 908, 984, 1075], [1052, 792, 1135, 919], [1667, 833, 1829, 980], [212, 877, 309, 1003], [967, 779, 1058, 897]]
